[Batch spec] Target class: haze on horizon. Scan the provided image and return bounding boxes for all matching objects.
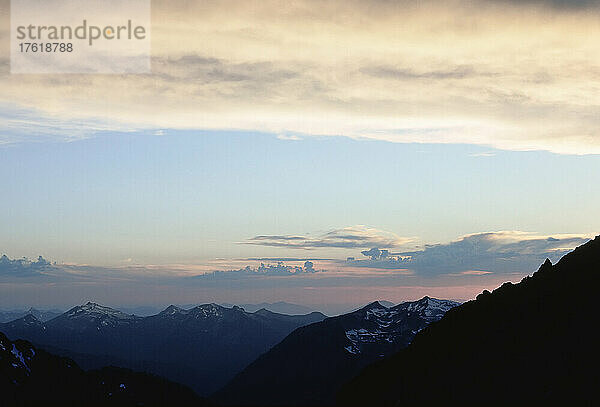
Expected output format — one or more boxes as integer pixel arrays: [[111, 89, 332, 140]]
[[1, 0, 599, 309]]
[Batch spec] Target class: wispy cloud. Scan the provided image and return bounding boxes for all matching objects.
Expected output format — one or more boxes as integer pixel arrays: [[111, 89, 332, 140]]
[[469, 152, 496, 157], [243, 226, 413, 249], [0, 105, 117, 145], [490, 0, 599, 9], [276, 134, 303, 141], [447, 270, 494, 276], [360, 65, 492, 81]]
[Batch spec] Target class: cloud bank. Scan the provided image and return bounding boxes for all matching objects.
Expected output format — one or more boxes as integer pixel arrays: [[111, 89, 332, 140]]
[[202, 260, 322, 279], [348, 231, 591, 275], [2, 0, 600, 153], [0, 231, 593, 307], [0, 254, 55, 277]]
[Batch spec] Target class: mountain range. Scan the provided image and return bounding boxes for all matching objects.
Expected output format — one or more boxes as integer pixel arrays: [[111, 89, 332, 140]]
[[0, 302, 326, 396], [338, 235, 600, 405], [215, 296, 459, 405], [3, 236, 599, 405], [0, 331, 208, 406]]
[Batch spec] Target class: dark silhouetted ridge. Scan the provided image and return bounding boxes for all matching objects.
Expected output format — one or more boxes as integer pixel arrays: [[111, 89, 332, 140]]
[[338, 235, 600, 406], [0, 301, 326, 396], [0, 331, 208, 406], [214, 297, 459, 405]]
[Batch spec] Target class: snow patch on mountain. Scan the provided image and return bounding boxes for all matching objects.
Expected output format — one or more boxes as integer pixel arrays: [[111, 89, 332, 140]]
[[10, 344, 31, 373], [403, 297, 458, 317], [190, 304, 224, 319], [344, 297, 460, 355], [53, 302, 141, 330], [67, 302, 136, 320]]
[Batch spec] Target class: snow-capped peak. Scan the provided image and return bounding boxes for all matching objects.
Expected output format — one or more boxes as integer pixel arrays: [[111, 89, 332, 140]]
[[64, 302, 136, 321], [357, 301, 389, 314], [157, 303, 227, 319], [189, 303, 225, 318], [400, 297, 460, 317], [343, 297, 460, 355]]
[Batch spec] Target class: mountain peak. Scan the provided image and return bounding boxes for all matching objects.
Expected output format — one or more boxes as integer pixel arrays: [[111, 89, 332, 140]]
[[82, 302, 108, 310], [159, 305, 187, 316], [215, 295, 459, 405], [188, 303, 226, 318], [395, 296, 460, 317], [63, 302, 135, 321], [194, 303, 224, 310], [82, 301, 104, 309], [361, 301, 387, 311], [538, 258, 553, 272]]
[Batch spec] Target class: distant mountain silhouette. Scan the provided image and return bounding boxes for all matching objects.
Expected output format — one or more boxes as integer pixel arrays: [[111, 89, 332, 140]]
[[0, 331, 208, 406], [215, 297, 459, 405], [223, 301, 316, 315], [0, 302, 325, 396], [0, 308, 62, 323], [338, 236, 600, 406], [118, 305, 163, 317]]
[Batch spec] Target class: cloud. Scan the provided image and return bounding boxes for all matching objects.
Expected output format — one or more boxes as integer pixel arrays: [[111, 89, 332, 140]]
[[487, 0, 599, 9], [244, 226, 413, 249], [245, 257, 333, 262], [0, 254, 54, 277], [0, 105, 116, 145], [2, 1, 600, 153], [360, 65, 490, 81], [346, 231, 591, 275], [447, 270, 494, 276], [0, 231, 593, 307], [200, 261, 323, 279], [361, 248, 390, 260], [468, 152, 496, 157], [276, 133, 303, 141]]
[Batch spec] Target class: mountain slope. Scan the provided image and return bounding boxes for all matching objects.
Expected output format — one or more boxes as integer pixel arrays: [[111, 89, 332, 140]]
[[0, 308, 62, 323], [338, 235, 600, 406], [215, 297, 459, 405], [1, 302, 326, 396], [0, 331, 208, 406]]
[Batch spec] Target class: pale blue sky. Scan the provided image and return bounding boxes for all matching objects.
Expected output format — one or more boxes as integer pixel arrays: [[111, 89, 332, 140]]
[[1, 130, 598, 267]]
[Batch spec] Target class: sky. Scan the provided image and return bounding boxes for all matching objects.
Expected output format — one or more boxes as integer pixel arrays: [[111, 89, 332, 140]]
[[1, 0, 599, 312]]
